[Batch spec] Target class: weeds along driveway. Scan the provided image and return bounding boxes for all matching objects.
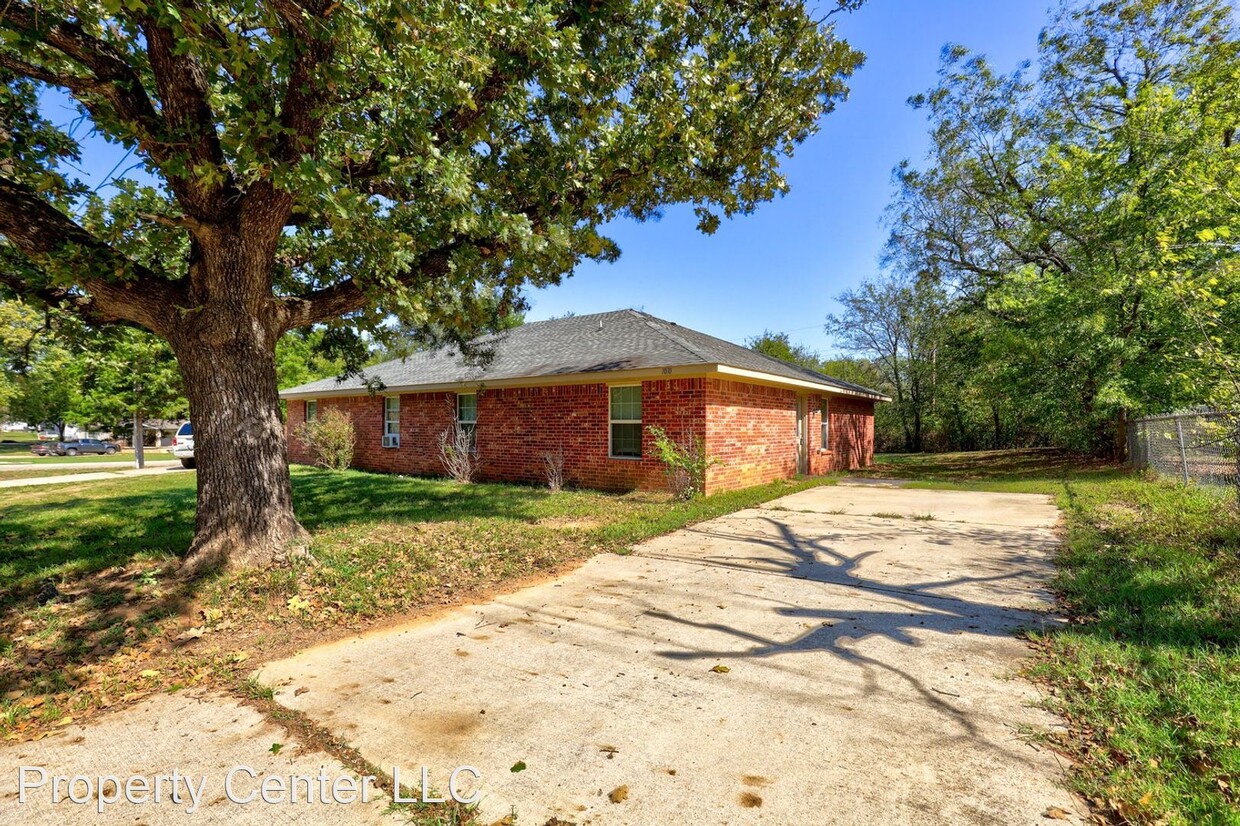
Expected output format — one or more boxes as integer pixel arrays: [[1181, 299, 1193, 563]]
[[258, 485, 1083, 825]]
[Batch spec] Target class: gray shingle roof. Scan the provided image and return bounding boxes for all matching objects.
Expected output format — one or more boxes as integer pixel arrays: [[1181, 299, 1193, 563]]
[[280, 309, 887, 400]]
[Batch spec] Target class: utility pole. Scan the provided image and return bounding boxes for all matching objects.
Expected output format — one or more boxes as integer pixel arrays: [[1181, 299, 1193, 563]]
[[134, 408, 145, 469], [133, 379, 145, 470]]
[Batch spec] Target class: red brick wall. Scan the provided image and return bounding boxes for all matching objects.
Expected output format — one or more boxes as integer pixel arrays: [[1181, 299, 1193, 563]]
[[287, 379, 706, 491], [286, 377, 875, 493], [287, 392, 455, 475], [704, 379, 799, 493], [807, 393, 876, 474], [472, 379, 704, 490]]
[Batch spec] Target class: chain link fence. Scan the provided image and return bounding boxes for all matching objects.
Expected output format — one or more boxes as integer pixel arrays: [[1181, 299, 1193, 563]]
[[1128, 410, 1239, 488]]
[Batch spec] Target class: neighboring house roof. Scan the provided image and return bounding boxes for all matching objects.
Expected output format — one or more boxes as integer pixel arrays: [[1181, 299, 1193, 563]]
[[279, 309, 890, 401]]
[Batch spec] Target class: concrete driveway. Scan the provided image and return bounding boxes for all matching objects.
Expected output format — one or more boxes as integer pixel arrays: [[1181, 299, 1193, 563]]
[[259, 485, 1082, 824]]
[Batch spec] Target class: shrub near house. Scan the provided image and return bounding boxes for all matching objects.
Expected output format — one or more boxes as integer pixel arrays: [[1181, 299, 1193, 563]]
[[282, 310, 887, 493]]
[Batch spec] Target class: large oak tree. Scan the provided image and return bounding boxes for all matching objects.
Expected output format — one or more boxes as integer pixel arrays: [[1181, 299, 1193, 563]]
[[0, 1, 863, 573]]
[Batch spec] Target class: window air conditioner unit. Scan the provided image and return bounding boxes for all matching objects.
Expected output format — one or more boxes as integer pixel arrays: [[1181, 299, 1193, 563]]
[[382, 434, 400, 448]]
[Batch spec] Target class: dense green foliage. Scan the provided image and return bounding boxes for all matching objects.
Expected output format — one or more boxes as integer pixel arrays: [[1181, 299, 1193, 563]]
[[295, 407, 356, 470], [0, 299, 186, 436], [74, 326, 187, 438], [0, 0, 866, 356], [818, 0, 1240, 455]]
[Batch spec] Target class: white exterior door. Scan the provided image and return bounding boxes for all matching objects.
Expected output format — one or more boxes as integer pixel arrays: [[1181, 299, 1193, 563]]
[[796, 396, 808, 474]]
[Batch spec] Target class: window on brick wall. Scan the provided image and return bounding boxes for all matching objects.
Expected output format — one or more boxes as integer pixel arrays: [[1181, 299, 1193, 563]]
[[305, 400, 317, 421], [820, 398, 830, 449], [609, 385, 642, 458], [457, 393, 477, 452], [383, 396, 400, 447]]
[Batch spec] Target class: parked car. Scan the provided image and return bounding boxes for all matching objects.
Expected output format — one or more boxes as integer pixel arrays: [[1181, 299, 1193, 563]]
[[51, 439, 120, 456], [28, 442, 51, 456], [172, 421, 195, 468]]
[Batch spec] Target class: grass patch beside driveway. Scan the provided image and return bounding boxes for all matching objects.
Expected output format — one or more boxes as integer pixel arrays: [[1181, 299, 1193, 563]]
[[857, 451, 1239, 825], [1030, 480, 1239, 825], [0, 466, 833, 743]]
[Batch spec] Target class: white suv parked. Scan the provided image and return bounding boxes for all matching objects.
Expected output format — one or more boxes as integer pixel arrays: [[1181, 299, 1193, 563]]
[[172, 421, 195, 468]]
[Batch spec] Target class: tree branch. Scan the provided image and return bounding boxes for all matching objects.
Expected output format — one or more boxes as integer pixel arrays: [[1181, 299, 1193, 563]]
[[0, 177, 180, 334], [0, 2, 164, 145], [276, 239, 479, 330], [0, 52, 102, 91], [268, 0, 337, 165], [138, 11, 238, 220]]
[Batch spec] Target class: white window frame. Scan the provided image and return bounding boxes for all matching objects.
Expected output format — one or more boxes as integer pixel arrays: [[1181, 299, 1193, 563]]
[[457, 393, 478, 453], [820, 398, 830, 450], [608, 384, 643, 459], [383, 395, 400, 448], [305, 399, 318, 421]]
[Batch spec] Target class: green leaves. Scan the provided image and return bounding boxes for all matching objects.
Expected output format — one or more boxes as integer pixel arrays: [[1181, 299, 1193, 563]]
[[886, 0, 1240, 452], [1, 0, 864, 347]]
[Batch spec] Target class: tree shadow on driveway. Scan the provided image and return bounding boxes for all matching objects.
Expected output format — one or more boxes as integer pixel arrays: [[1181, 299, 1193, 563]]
[[635, 516, 1062, 749]]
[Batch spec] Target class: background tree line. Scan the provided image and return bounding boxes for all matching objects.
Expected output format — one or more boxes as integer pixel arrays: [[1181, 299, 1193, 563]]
[[755, 0, 1239, 456], [0, 297, 352, 440]]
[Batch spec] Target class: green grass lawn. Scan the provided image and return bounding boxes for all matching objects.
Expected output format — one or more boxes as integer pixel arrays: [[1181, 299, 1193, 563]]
[[0, 466, 834, 744], [863, 448, 1130, 493], [855, 451, 1239, 825]]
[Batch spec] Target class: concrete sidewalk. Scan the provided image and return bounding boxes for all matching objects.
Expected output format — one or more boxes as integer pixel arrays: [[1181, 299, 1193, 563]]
[[0, 459, 180, 471], [0, 692, 391, 824], [258, 486, 1083, 824], [0, 463, 190, 489]]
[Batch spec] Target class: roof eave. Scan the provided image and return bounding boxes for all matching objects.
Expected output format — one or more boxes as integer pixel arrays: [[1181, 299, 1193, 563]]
[[280, 363, 890, 402], [711, 364, 890, 401]]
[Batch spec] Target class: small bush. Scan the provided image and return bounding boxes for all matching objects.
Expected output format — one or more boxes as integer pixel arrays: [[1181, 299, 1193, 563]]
[[647, 425, 716, 500], [297, 408, 355, 470], [438, 422, 480, 483], [543, 446, 565, 492]]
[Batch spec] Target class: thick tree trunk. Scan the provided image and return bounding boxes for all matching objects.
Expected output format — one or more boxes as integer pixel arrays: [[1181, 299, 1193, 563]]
[[172, 306, 307, 577], [912, 405, 924, 453]]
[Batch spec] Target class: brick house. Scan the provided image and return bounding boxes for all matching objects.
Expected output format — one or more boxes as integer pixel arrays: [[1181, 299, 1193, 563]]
[[280, 310, 887, 494]]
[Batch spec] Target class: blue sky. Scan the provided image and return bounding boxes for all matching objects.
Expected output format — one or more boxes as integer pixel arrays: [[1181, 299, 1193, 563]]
[[526, 0, 1050, 355]]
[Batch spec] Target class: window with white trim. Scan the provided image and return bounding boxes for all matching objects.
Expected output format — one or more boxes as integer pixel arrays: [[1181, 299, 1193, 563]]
[[305, 400, 318, 421], [820, 398, 830, 449], [609, 386, 642, 458], [383, 396, 400, 447], [457, 393, 477, 452]]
